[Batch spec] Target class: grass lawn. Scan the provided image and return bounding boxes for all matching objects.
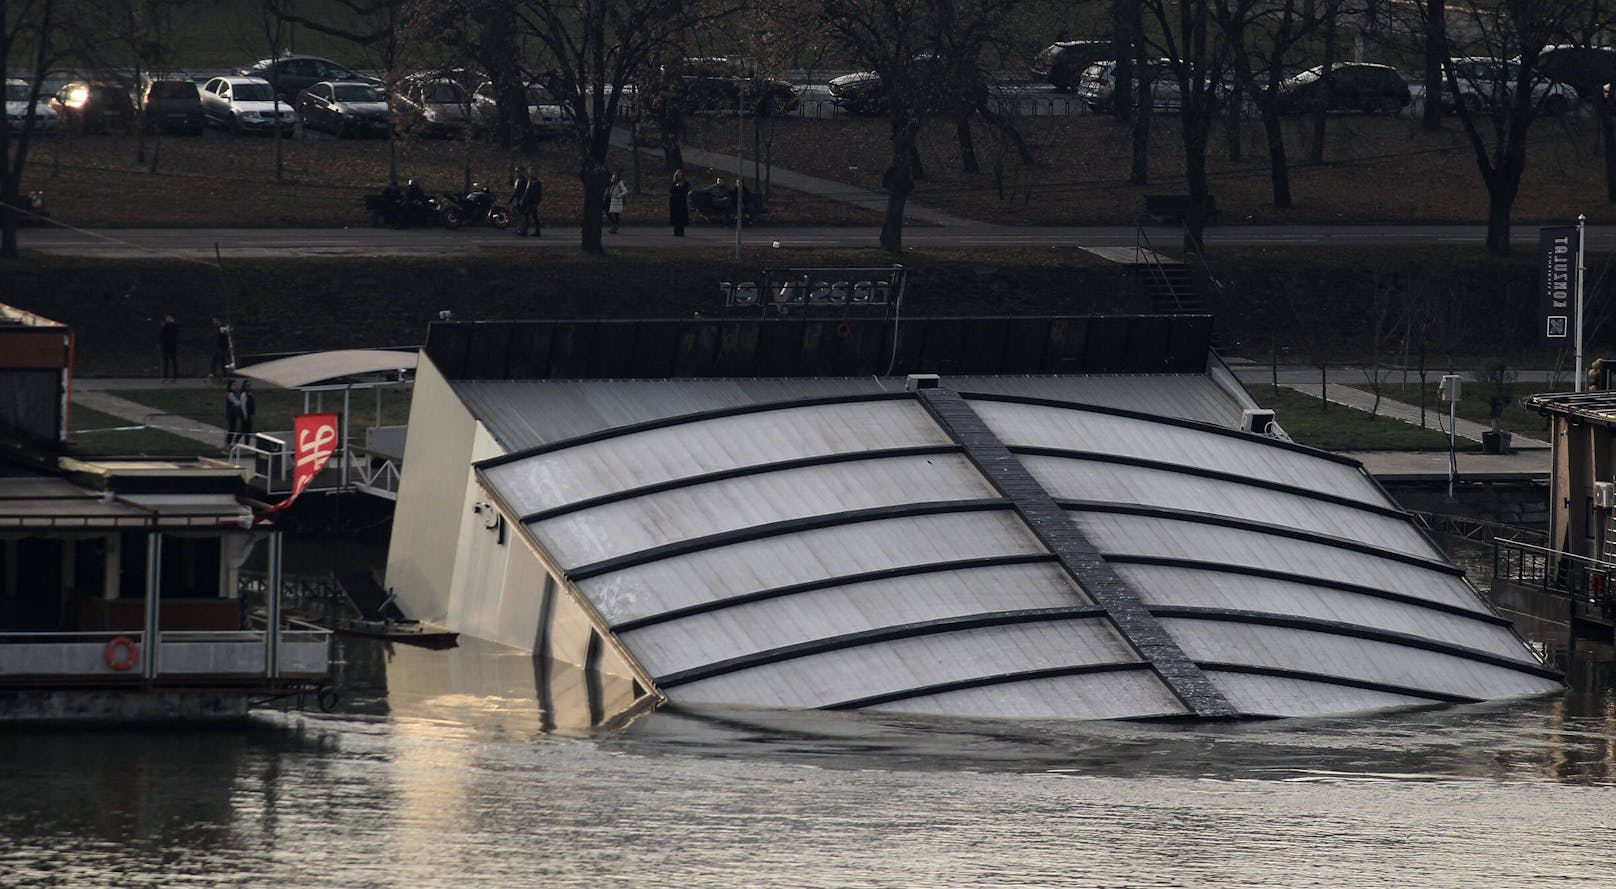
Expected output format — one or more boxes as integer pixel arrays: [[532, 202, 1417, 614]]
[[1251, 385, 1461, 451], [1340, 380, 1560, 438], [67, 404, 212, 457], [110, 386, 413, 436]]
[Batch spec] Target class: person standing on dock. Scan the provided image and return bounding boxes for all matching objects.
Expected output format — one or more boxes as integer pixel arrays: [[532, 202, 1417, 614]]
[[224, 381, 241, 447], [158, 314, 180, 382]]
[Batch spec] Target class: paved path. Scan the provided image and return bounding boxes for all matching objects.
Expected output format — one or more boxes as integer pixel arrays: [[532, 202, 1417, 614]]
[[610, 127, 980, 227], [72, 379, 228, 451]]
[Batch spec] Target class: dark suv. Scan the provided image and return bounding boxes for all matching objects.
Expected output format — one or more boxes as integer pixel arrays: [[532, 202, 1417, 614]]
[[1534, 45, 1616, 101], [142, 79, 204, 134], [1032, 40, 1110, 91], [240, 54, 378, 102], [46, 80, 135, 133], [666, 58, 798, 116], [1273, 62, 1411, 115]]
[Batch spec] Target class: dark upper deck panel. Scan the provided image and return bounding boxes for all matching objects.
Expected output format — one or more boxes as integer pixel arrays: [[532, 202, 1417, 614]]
[[424, 316, 1213, 381]]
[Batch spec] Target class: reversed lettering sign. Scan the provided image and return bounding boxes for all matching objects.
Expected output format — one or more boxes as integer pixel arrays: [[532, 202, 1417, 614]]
[[1539, 226, 1578, 346], [256, 413, 339, 520]]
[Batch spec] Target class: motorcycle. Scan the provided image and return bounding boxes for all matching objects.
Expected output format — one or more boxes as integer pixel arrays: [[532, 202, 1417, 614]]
[[438, 184, 511, 230], [363, 183, 457, 229]]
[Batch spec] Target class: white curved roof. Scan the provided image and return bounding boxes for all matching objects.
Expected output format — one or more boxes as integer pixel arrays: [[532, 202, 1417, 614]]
[[475, 384, 1560, 720]]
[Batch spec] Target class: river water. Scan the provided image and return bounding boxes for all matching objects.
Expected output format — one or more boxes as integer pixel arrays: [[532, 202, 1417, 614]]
[[5, 541, 1616, 888]]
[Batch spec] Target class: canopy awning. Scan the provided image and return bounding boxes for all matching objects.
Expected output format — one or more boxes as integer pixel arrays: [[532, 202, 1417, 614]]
[[235, 349, 417, 389]]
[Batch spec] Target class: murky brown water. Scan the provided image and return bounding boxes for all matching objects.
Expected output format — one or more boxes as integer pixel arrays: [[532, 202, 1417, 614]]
[[4, 535, 1616, 888]]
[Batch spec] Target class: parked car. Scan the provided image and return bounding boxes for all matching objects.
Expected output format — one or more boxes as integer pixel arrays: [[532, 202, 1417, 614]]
[[1533, 44, 1616, 102], [1075, 59, 1223, 113], [665, 57, 798, 116], [199, 76, 296, 135], [240, 54, 378, 102], [141, 79, 204, 134], [393, 74, 471, 137], [828, 57, 987, 116], [46, 80, 134, 133], [1032, 40, 1111, 91], [5, 78, 57, 134], [1272, 62, 1410, 115], [1441, 57, 1576, 116], [470, 81, 571, 136], [297, 80, 390, 138]]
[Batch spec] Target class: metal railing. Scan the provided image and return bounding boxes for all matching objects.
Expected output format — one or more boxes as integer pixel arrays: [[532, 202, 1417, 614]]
[[0, 627, 331, 679], [1494, 538, 1616, 623], [229, 432, 403, 500]]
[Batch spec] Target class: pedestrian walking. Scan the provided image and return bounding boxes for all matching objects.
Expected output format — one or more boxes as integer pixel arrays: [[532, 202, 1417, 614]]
[[224, 380, 241, 447], [519, 167, 542, 237], [605, 172, 627, 233], [208, 317, 232, 381], [669, 169, 690, 237], [158, 314, 180, 382], [238, 381, 256, 443]]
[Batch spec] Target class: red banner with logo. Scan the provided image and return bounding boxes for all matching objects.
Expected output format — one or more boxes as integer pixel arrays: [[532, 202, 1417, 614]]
[[257, 413, 339, 519]]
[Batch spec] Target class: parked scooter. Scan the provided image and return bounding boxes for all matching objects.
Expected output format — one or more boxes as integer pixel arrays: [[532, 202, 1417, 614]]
[[438, 183, 511, 230]]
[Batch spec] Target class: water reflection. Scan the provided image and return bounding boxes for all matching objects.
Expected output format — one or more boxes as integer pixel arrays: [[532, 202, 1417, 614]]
[[6, 535, 1616, 888]]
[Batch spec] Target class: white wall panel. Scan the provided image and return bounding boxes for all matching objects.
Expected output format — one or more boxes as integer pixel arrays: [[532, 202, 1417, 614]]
[[1114, 563, 1530, 660], [668, 620, 1140, 708], [971, 400, 1378, 505], [1073, 512, 1484, 613], [532, 454, 996, 568], [621, 562, 1098, 676], [483, 400, 947, 517], [867, 670, 1186, 720], [1205, 670, 1437, 718], [581, 510, 1046, 625], [1022, 455, 1437, 559], [1164, 618, 1563, 700]]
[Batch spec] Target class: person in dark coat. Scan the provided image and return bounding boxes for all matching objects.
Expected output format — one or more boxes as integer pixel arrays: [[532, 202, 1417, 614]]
[[519, 167, 542, 237], [209, 317, 231, 381], [158, 314, 180, 382], [224, 380, 240, 447], [509, 166, 529, 237], [669, 169, 690, 236]]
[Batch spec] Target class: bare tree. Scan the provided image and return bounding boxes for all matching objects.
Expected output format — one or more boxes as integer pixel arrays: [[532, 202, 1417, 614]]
[[1140, 0, 1233, 254], [264, 0, 410, 182], [1427, 0, 1581, 254], [1, 0, 59, 259], [1215, 0, 1327, 210]]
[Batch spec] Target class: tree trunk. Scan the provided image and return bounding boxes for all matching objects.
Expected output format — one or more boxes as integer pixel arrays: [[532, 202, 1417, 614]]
[[1422, 0, 1446, 130], [1262, 108, 1293, 208], [580, 163, 608, 254], [881, 156, 915, 253], [1599, 101, 1616, 203], [956, 118, 979, 174], [1310, 8, 1338, 164], [1129, 72, 1150, 185]]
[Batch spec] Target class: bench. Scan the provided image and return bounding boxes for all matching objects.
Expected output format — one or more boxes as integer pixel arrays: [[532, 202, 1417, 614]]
[[689, 188, 765, 225], [1144, 194, 1217, 225]]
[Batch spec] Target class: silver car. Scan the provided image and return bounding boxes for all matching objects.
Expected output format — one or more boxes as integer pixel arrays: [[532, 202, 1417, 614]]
[[393, 74, 470, 137], [200, 76, 296, 134], [471, 82, 571, 137], [5, 78, 57, 133]]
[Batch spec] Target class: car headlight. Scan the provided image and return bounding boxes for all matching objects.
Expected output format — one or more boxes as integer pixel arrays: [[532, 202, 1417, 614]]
[[240, 110, 261, 118]]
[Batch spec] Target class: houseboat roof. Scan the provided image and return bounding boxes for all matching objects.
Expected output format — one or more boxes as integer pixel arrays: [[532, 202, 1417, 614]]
[[1523, 389, 1616, 426], [422, 316, 1561, 721]]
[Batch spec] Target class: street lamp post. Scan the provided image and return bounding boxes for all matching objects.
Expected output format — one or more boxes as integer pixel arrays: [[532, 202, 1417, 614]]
[[1440, 374, 1461, 499], [736, 62, 747, 260]]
